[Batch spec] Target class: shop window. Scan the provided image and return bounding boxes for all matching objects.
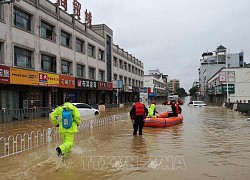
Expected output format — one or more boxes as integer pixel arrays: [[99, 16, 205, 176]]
[[14, 46, 32, 68], [41, 54, 56, 73], [40, 20, 55, 41], [88, 67, 95, 80], [87, 44, 95, 58], [61, 60, 72, 75], [77, 64, 85, 77], [13, 8, 31, 31], [98, 49, 104, 61], [61, 31, 71, 47], [98, 70, 105, 81], [76, 38, 84, 53]]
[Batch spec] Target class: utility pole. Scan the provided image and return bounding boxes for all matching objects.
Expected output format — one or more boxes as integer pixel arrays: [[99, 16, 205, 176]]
[[226, 51, 229, 103]]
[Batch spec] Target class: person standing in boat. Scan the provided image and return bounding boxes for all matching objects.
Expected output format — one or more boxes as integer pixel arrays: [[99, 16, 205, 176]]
[[130, 98, 148, 135], [147, 101, 158, 118], [169, 100, 182, 117]]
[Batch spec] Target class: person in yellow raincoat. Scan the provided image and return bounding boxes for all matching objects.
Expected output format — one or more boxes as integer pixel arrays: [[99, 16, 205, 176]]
[[147, 101, 158, 118], [51, 97, 80, 156]]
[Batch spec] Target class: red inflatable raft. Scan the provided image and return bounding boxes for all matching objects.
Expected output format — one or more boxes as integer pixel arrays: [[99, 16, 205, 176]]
[[144, 112, 183, 127]]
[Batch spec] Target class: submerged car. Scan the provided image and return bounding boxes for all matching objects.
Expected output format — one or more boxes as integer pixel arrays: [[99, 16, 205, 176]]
[[50, 103, 100, 117], [188, 101, 206, 107]]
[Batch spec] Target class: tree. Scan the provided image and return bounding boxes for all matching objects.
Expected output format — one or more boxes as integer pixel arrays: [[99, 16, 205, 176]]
[[189, 86, 199, 96], [175, 88, 188, 97]]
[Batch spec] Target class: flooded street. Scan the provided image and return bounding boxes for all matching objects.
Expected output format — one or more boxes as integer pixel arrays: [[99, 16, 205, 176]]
[[1, 101, 250, 180]]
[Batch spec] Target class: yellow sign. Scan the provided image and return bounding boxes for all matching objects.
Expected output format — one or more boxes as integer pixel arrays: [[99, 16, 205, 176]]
[[10, 68, 38, 85], [38, 72, 59, 87]]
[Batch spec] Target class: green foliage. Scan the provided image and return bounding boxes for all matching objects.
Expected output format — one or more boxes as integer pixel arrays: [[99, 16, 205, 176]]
[[189, 86, 199, 96], [175, 88, 188, 97]]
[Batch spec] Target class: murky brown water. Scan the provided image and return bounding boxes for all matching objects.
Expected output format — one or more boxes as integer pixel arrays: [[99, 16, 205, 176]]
[[1, 100, 250, 180]]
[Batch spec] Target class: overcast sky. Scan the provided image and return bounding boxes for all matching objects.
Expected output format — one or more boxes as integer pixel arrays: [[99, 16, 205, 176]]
[[51, 0, 250, 91]]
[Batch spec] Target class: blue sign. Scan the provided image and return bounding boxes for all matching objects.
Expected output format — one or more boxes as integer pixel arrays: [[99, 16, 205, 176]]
[[148, 92, 157, 97], [118, 80, 123, 88]]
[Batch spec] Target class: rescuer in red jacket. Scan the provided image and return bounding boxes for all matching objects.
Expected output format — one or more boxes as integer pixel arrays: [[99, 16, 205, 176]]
[[130, 98, 148, 135]]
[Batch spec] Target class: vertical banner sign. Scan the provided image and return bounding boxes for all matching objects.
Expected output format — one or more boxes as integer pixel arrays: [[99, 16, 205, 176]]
[[0, 65, 10, 84], [219, 71, 226, 82]]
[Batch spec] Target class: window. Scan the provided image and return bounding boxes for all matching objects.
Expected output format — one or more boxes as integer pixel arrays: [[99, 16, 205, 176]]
[[77, 64, 85, 77], [14, 47, 32, 68], [61, 60, 71, 75], [41, 54, 56, 73], [128, 64, 131, 72], [76, 38, 84, 53], [114, 74, 117, 80], [0, 5, 4, 21], [119, 60, 123, 68], [98, 70, 105, 81], [40, 21, 54, 41], [88, 67, 95, 80], [13, 8, 31, 31], [123, 62, 127, 71], [88, 44, 95, 58], [98, 49, 104, 61], [113, 56, 118, 66], [0, 42, 3, 64], [128, 78, 131, 86], [61, 31, 71, 47]]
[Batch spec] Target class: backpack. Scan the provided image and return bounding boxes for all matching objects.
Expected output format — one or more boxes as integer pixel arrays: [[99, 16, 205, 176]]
[[62, 108, 73, 129]]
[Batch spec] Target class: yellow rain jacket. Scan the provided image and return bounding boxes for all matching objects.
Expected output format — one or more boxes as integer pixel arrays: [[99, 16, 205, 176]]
[[148, 104, 157, 118], [51, 102, 81, 133]]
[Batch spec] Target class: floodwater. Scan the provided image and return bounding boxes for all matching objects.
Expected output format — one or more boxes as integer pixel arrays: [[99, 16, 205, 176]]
[[1, 99, 250, 180]]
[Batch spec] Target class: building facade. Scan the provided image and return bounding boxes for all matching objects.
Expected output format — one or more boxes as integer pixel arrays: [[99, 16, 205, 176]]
[[198, 45, 244, 100], [168, 79, 180, 94], [0, 0, 143, 109], [143, 69, 168, 102], [207, 67, 250, 104]]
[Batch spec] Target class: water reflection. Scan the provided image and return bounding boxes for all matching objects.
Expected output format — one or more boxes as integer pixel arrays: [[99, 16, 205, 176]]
[[1, 103, 250, 180]]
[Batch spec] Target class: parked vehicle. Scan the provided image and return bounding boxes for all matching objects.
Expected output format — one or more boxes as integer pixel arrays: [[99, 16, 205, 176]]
[[188, 101, 206, 107], [50, 103, 100, 117]]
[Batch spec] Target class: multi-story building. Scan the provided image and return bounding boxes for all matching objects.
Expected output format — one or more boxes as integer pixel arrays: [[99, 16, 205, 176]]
[[199, 45, 244, 99], [0, 0, 143, 109], [143, 69, 168, 102], [168, 79, 180, 93], [207, 67, 250, 104]]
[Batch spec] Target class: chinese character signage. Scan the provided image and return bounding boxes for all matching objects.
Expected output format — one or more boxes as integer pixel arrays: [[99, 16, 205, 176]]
[[73, 0, 81, 20], [59, 75, 75, 89], [10, 68, 38, 85], [222, 84, 235, 94], [228, 71, 235, 83], [75, 78, 97, 89], [98, 81, 107, 90], [85, 9, 92, 29], [219, 71, 226, 82], [39, 72, 59, 87], [118, 80, 123, 89], [0, 65, 10, 84], [106, 82, 113, 91], [58, 0, 67, 11]]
